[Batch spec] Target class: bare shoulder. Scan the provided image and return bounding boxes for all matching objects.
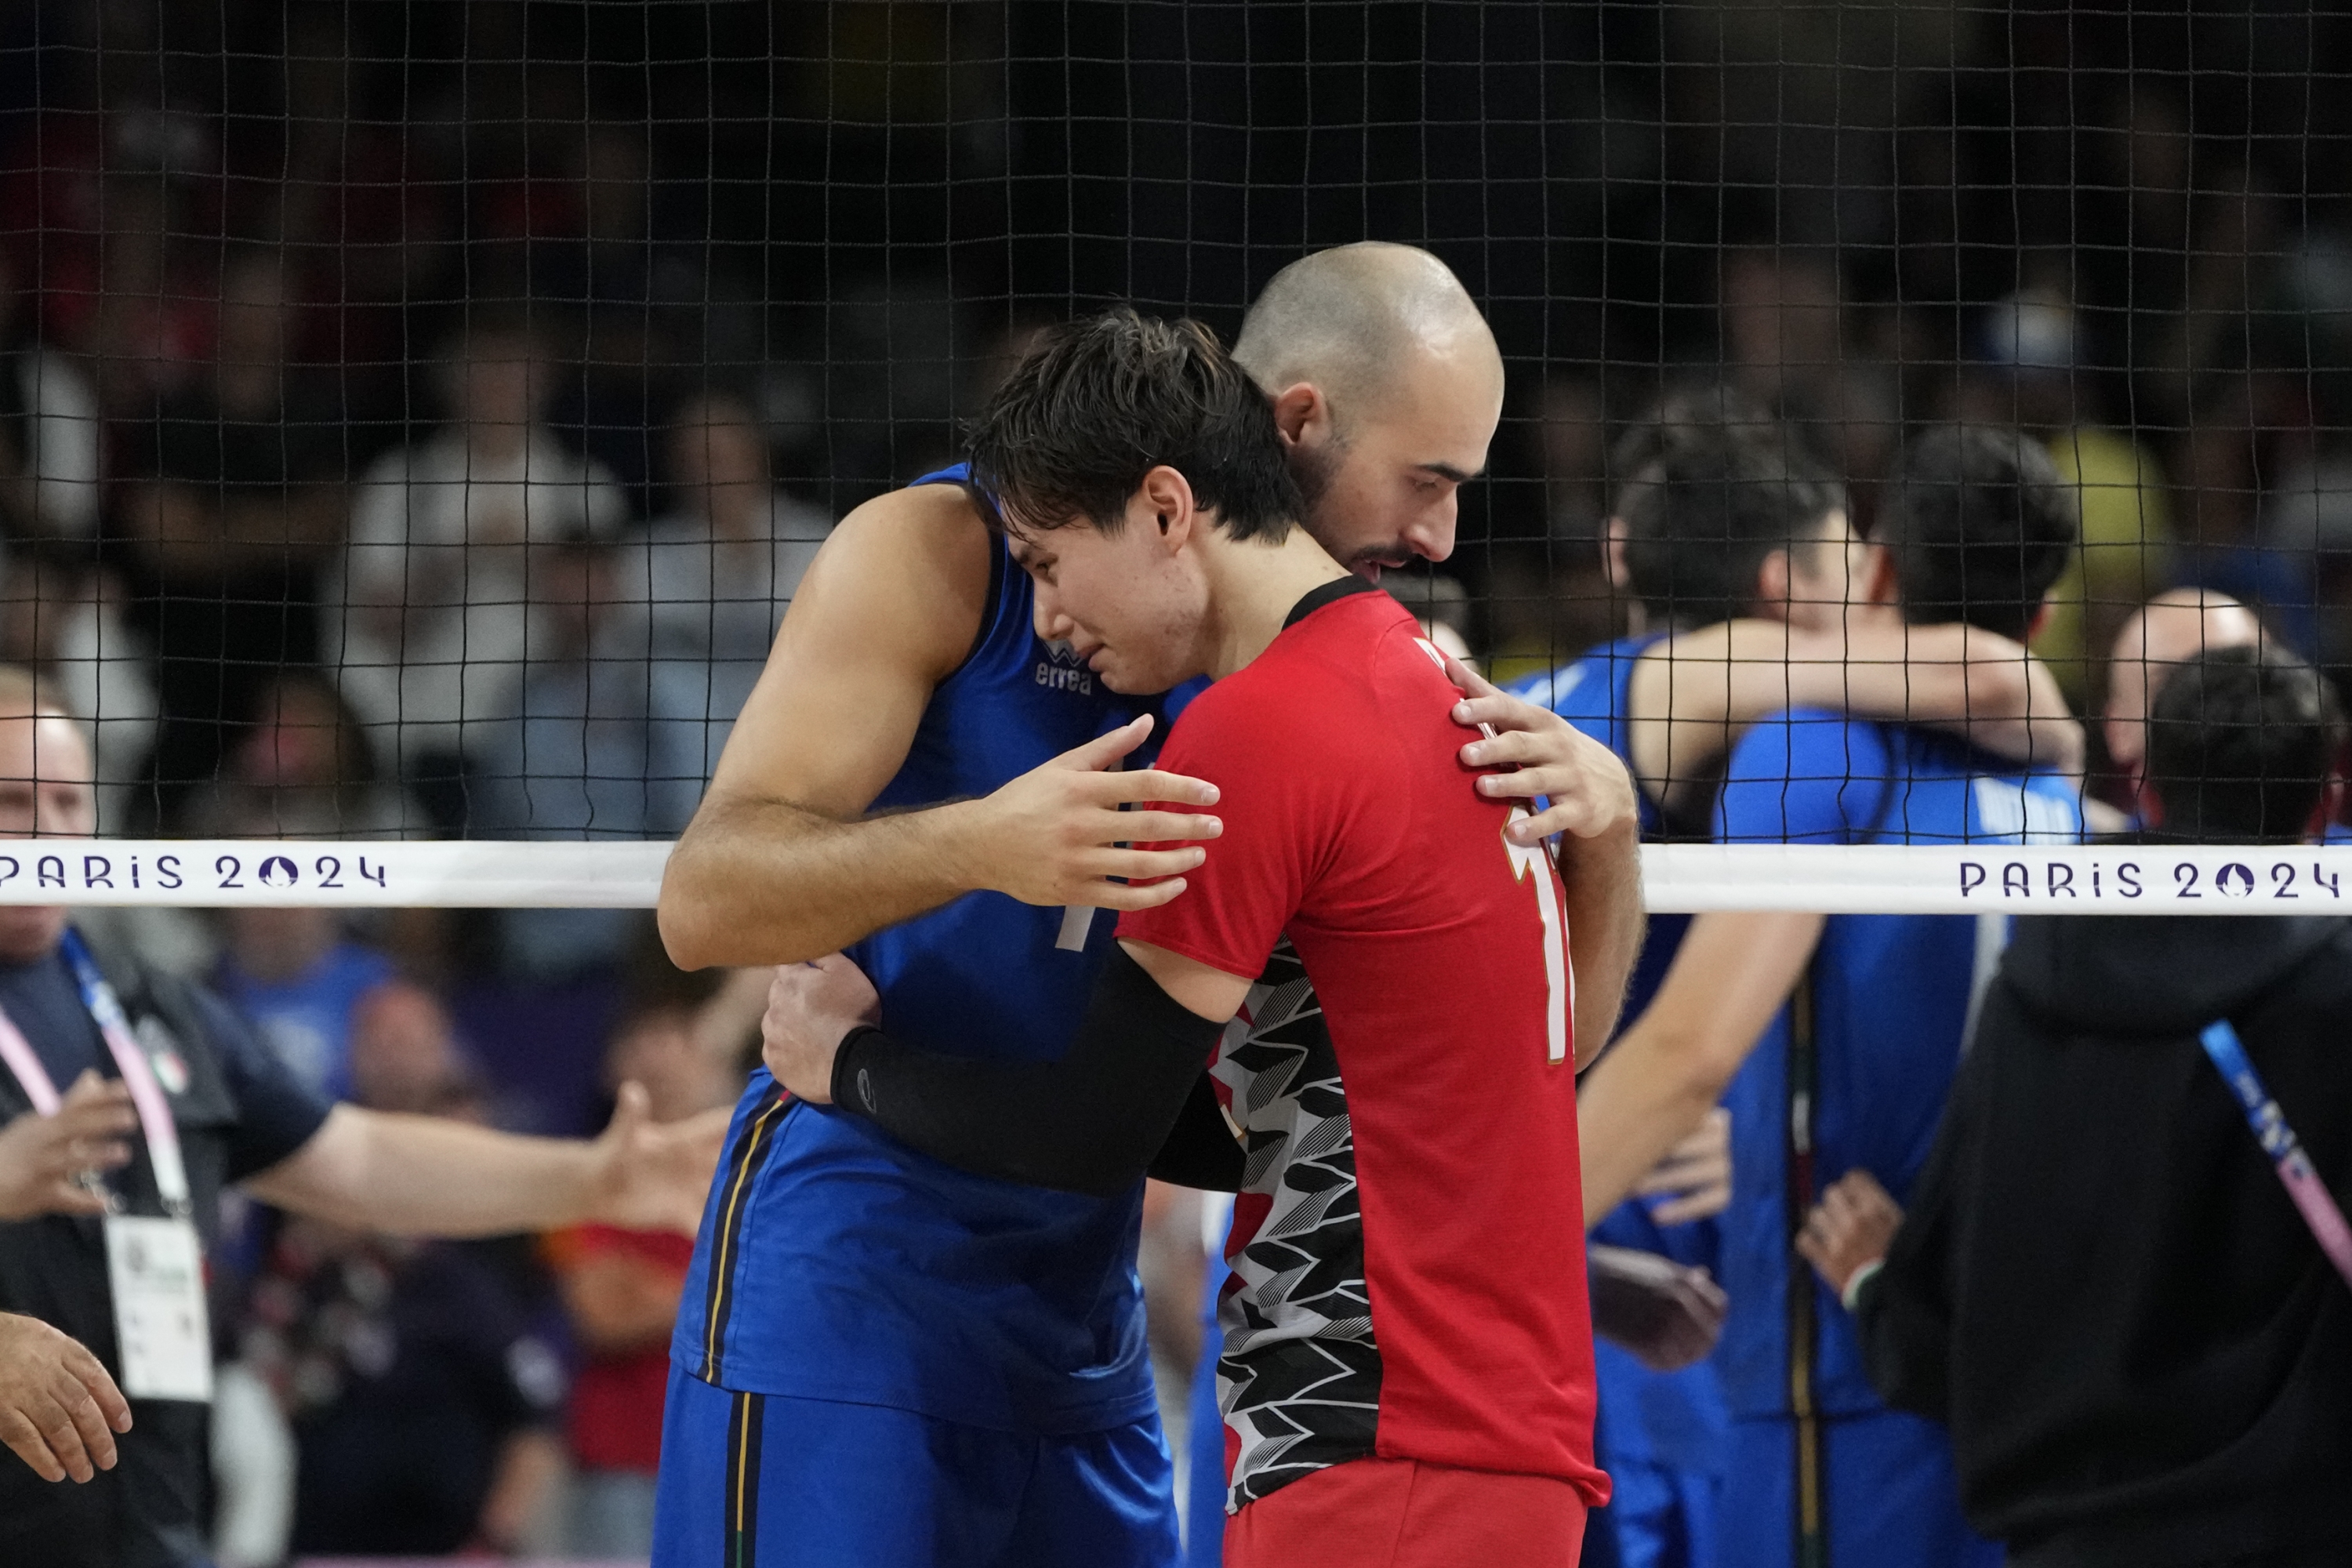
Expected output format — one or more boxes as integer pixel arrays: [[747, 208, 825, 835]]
[[783, 480, 996, 684]]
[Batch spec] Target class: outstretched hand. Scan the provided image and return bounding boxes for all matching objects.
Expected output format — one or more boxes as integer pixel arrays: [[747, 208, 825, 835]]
[[584, 1083, 731, 1238], [0, 1312, 130, 1483], [1797, 1168, 1904, 1304], [0, 1073, 136, 1222], [762, 956, 882, 1105], [959, 713, 1224, 913], [1442, 654, 1639, 848]]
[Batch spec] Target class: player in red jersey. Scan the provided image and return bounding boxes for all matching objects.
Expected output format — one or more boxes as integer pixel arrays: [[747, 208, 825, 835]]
[[764, 308, 1645, 1567]]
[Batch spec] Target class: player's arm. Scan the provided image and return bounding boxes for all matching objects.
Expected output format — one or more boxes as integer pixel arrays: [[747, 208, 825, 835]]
[[1573, 909, 1822, 1223], [760, 942, 1247, 1198], [1623, 620, 2081, 815], [658, 484, 1224, 968], [1573, 708, 1866, 1222], [1809, 618, 2082, 775]]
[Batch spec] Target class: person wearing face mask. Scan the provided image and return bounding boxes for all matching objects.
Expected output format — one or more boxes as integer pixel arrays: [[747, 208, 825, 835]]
[[0, 668, 728, 1568]]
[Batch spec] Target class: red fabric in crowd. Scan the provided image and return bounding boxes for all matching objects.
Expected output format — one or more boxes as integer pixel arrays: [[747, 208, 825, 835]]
[[550, 1223, 695, 1474]]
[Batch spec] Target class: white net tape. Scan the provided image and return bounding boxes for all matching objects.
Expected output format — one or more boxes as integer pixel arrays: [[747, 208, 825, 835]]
[[12, 841, 2351, 916]]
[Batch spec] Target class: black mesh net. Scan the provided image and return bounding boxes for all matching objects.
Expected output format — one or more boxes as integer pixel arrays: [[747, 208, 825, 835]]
[[0, 2, 2341, 841]]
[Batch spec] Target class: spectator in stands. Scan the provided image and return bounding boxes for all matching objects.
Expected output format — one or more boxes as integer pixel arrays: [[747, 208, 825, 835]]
[[1958, 289, 2175, 713], [330, 315, 628, 825], [0, 248, 100, 543], [468, 529, 706, 975], [241, 985, 568, 1559], [178, 670, 425, 842], [545, 999, 745, 1558], [114, 247, 350, 818], [212, 906, 396, 1106], [0, 544, 156, 833], [1800, 646, 2352, 1567], [624, 390, 833, 771]]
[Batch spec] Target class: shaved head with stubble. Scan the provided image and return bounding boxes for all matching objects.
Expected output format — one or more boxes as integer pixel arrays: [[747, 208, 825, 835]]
[[1232, 242, 1505, 580]]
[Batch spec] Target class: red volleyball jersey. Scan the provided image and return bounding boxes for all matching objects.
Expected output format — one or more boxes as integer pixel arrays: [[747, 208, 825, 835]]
[[1120, 579, 1604, 1509]]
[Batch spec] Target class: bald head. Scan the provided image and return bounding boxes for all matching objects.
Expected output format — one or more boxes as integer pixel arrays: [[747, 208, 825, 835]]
[[2107, 589, 2267, 773], [1232, 245, 1504, 578], [1234, 243, 1497, 420], [0, 673, 94, 964]]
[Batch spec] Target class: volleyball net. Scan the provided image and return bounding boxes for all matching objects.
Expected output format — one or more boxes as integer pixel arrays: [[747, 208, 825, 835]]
[[0, 6, 2343, 929], [0, 840, 2336, 919]]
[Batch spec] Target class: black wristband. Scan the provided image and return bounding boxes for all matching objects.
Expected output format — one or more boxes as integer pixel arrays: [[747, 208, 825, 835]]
[[833, 1025, 887, 1115]]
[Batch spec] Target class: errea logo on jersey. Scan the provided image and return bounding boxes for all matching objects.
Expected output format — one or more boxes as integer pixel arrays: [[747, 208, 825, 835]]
[[1036, 640, 1094, 695]]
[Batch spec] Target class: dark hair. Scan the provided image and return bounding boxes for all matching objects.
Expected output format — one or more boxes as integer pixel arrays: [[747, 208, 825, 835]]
[[1615, 425, 1846, 628], [1878, 426, 2076, 642], [1608, 382, 1781, 510], [965, 308, 1301, 543], [2145, 646, 2345, 844]]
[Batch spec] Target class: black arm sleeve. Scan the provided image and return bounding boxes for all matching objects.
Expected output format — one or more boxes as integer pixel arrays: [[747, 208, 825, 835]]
[[1145, 1072, 1246, 1192], [829, 945, 1232, 1197]]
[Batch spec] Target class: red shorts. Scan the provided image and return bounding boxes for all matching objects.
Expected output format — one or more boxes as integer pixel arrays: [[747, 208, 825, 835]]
[[1224, 1455, 1589, 1568]]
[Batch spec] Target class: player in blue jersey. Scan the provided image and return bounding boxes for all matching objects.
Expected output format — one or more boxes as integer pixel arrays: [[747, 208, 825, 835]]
[[651, 244, 1527, 1568], [1512, 404, 2082, 1568], [1568, 423, 2082, 1568]]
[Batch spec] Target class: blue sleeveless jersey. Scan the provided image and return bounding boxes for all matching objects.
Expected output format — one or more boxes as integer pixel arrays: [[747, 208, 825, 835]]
[[671, 466, 1163, 1435], [1712, 710, 2081, 1420]]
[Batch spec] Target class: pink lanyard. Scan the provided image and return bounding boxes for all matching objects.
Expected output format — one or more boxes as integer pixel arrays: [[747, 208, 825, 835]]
[[0, 935, 191, 1217]]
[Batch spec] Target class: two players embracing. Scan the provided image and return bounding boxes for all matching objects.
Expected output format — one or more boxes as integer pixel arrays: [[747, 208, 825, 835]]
[[656, 247, 1646, 1567]]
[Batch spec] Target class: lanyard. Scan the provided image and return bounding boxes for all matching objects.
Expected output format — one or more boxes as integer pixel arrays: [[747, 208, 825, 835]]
[[0, 931, 191, 1218], [2199, 1022, 2352, 1291]]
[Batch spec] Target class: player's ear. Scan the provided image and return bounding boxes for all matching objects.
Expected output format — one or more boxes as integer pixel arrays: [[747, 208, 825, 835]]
[[1602, 516, 1631, 591], [1268, 382, 1331, 450], [1137, 465, 1197, 554], [1859, 542, 1898, 608], [1754, 548, 1793, 618], [2025, 597, 2053, 643]]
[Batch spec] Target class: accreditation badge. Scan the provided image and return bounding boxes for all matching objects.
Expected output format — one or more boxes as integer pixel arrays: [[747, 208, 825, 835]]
[[104, 1214, 213, 1403]]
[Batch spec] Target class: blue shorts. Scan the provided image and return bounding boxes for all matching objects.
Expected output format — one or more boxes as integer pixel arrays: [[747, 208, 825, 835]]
[[650, 1363, 1181, 1568], [1715, 1409, 2000, 1568]]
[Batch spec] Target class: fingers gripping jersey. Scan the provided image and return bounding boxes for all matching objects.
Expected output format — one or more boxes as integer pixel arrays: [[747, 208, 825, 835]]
[[1123, 582, 1606, 1512]]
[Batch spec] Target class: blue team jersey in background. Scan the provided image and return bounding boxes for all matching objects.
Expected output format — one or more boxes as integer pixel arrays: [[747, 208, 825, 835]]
[[1515, 637, 1726, 1474], [671, 466, 1163, 1435], [1711, 709, 2080, 1421]]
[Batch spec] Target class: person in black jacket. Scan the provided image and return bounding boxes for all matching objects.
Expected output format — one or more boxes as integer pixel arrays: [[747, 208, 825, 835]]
[[1796, 644, 2352, 1568]]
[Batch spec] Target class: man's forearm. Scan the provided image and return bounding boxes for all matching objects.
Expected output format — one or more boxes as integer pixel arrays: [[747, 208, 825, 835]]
[[1574, 909, 1824, 1225], [1561, 822, 1643, 1070], [1574, 1025, 1732, 1228], [1821, 626, 2082, 774], [246, 1107, 604, 1237], [660, 795, 980, 968]]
